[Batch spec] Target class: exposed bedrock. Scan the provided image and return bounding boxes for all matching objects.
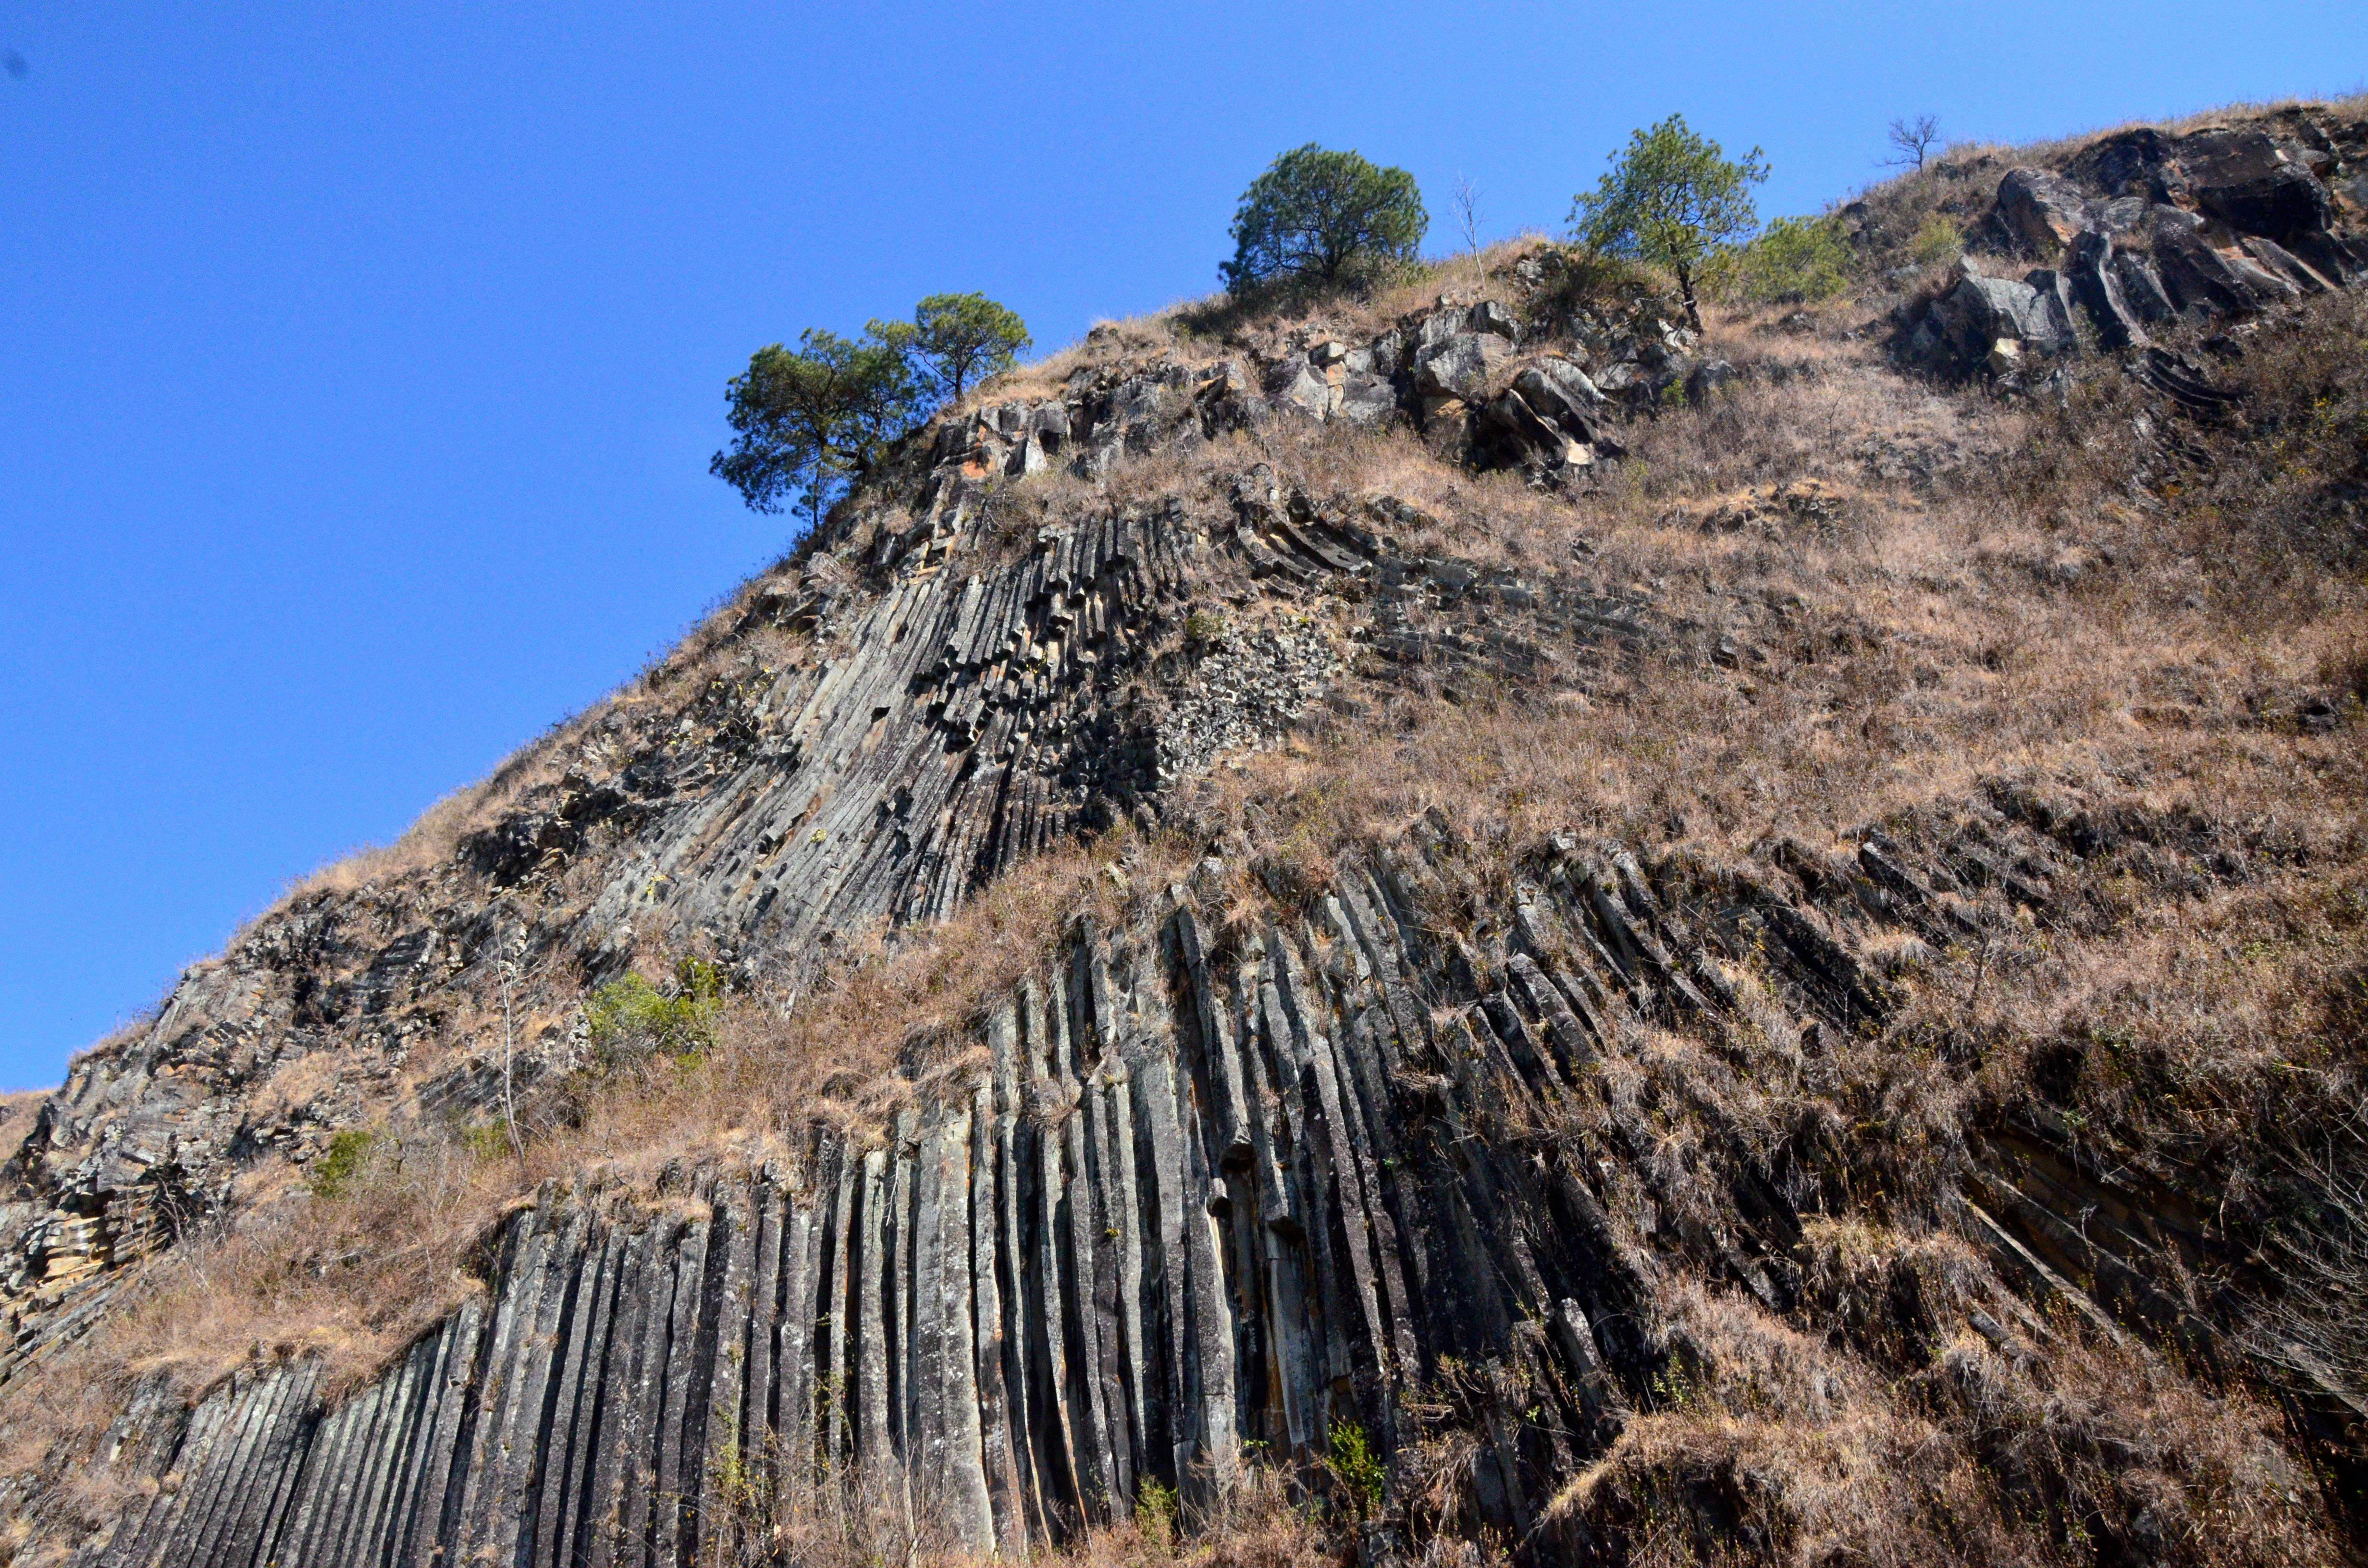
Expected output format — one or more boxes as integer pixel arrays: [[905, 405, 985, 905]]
[[1894, 114, 2368, 380], [0, 401, 1658, 1378], [61, 789, 2319, 1566]]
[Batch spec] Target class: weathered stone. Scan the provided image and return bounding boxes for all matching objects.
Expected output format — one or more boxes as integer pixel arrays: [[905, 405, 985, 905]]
[[2177, 124, 2335, 243], [2111, 248, 2179, 323], [1467, 299, 1520, 342], [1263, 358, 1335, 419], [2240, 233, 2336, 294], [2064, 126, 2185, 203], [1994, 166, 2094, 254], [2068, 230, 2147, 348], [1412, 331, 1512, 402], [1911, 264, 2077, 376]]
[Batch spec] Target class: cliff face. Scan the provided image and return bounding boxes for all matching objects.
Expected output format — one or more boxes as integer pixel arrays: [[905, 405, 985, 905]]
[[33, 817, 2174, 1568], [0, 290, 1658, 1385], [5, 103, 2368, 1568]]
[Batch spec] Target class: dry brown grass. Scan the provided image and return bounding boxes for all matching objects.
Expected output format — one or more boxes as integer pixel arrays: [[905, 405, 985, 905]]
[[1551, 1271, 2329, 1568], [0, 823, 1196, 1482], [0, 1093, 44, 1157], [709, 1453, 1330, 1568], [12, 102, 2368, 1563]]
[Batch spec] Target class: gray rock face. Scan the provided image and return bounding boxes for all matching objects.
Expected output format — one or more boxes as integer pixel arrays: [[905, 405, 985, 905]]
[[0, 330, 1653, 1387], [1898, 263, 2078, 375], [1412, 329, 1514, 403], [0, 800, 1979, 1565], [1995, 166, 2094, 255], [1898, 114, 2368, 378], [2067, 231, 2148, 348], [2151, 207, 2300, 315], [36, 776, 2282, 1567], [2178, 125, 2336, 244]]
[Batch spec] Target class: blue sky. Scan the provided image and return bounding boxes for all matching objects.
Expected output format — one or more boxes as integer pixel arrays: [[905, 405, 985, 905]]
[[3, 2, 2361, 1089]]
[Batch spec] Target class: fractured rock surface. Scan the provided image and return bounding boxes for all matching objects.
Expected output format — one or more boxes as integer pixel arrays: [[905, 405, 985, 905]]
[[1896, 112, 2368, 380]]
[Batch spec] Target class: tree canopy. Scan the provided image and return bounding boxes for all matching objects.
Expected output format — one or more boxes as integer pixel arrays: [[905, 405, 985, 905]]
[[1713, 214, 1852, 305], [1569, 114, 1768, 331], [709, 323, 926, 529], [912, 292, 1032, 404], [1221, 144, 1427, 292], [711, 292, 1032, 529]]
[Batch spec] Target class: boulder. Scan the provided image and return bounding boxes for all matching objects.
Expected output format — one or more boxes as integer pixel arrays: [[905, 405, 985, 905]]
[[1263, 358, 1336, 419], [1894, 260, 2076, 378], [1335, 373, 1398, 426], [1685, 359, 1740, 402], [2067, 231, 2147, 348], [1008, 432, 1054, 476], [2110, 251, 2179, 323], [1479, 389, 1589, 471], [1028, 402, 1070, 451], [2149, 209, 2294, 316], [1524, 356, 1607, 409], [1202, 360, 1252, 401], [1413, 331, 1514, 402], [1411, 305, 1471, 353], [2022, 269, 2081, 346], [1468, 300, 1521, 343], [1512, 365, 1615, 452], [2095, 196, 2152, 234], [2175, 126, 2334, 244], [1944, 266, 2071, 350], [1995, 167, 2094, 255], [2064, 127, 2186, 203]]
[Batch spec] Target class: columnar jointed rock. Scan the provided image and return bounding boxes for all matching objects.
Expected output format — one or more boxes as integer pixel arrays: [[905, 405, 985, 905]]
[[57, 787, 2260, 1567], [1897, 116, 2368, 379]]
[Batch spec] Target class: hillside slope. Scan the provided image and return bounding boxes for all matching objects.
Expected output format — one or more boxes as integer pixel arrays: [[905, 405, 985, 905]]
[[3, 102, 2366, 1568]]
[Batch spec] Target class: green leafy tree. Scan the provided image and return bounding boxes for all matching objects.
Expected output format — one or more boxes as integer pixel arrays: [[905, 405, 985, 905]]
[[1221, 144, 1427, 292], [1570, 113, 1769, 332], [911, 292, 1031, 405], [1713, 213, 1852, 305], [710, 323, 926, 531]]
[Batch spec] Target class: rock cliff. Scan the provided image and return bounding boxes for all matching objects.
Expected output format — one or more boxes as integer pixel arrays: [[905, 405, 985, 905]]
[[4, 99, 2367, 1568]]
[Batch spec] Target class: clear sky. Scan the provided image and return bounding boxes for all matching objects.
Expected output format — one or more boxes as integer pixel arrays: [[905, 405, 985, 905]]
[[3, 2, 2361, 1089]]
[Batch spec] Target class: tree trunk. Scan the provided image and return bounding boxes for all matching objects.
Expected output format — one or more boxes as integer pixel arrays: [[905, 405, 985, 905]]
[[1676, 262, 1703, 334]]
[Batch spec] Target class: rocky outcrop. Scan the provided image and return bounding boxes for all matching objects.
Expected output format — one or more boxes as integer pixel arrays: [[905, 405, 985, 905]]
[[0, 327, 1666, 1384], [36, 764, 2330, 1566], [1896, 115, 2368, 380], [17, 781, 2156, 1566], [11, 103, 2365, 1568]]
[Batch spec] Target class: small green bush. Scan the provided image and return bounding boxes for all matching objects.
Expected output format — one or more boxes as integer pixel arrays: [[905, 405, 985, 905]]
[[1911, 213, 1964, 266], [309, 1129, 376, 1199], [1184, 607, 1226, 648], [586, 958, 722, 1065], [461, 1119, 514, 1163], [1327, 1419, 1385, 1517], [1135, 1478, 1178, 1546], [1715, 214, 1852, 305]]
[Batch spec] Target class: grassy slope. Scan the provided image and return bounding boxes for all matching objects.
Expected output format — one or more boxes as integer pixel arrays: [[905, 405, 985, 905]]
[[6, 97, 2368, 1568]]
